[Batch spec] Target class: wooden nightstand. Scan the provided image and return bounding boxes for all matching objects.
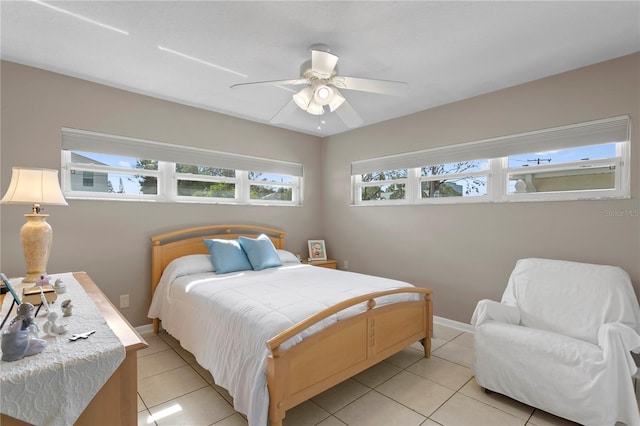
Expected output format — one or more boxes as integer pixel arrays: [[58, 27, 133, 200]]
[[302, 259, 337, 269]]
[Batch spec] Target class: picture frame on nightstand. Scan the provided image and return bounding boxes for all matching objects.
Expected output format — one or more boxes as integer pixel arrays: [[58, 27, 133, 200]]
[[307, 240, 327, 261]]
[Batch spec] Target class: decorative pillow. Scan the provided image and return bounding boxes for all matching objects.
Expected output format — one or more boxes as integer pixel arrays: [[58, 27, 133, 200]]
[[158, 254, 215, 289], [238, 234, 282, 271], [277, 249, 301, 264], [204, 239, 252, 274]]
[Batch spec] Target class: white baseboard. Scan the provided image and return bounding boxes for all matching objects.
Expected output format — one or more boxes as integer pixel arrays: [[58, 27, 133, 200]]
[[434, 315, 475, 333], [136, 323, 155, 337]]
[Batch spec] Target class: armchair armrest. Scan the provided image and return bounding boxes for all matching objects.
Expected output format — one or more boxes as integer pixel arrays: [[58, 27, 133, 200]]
[[596, 322, 640, 423], [597, 322, 640, 373], [471, 299, 520, 328]]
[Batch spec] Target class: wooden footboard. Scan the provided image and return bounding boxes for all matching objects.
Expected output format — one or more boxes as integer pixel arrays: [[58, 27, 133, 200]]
[[266, 288, 432, 426]]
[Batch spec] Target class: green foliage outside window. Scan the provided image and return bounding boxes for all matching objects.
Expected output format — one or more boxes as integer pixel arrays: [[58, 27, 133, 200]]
[[361, 170, 407, 201], [420, 162, 486, 198]]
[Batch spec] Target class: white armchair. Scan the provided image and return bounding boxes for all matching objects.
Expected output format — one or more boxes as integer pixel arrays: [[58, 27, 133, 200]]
[[471, 258, 640, 426]]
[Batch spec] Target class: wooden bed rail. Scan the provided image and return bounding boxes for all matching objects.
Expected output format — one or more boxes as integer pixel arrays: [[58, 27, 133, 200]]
[[151, 224, 285, 246], [267, 287, 432, 354]]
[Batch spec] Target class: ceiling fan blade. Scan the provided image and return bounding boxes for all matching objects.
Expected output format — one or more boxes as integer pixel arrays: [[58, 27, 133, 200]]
[[311, 50, 339, 78], [332, 76, 408, 96], [270, 99, 299, 124], [334, 101, 363, 128], [231, 78, 308, 89]]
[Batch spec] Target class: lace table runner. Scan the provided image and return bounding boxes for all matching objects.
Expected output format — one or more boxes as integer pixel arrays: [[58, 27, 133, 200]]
[[0, 272, 126, 425]]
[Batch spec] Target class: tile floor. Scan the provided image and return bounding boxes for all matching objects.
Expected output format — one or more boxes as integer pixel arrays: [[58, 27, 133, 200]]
[[136, 323, 583, 426]]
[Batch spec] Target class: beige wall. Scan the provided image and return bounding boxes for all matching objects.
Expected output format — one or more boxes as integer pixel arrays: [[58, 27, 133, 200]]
[[0, 61, 324, 326], [322, 53, 640, 324], [2, 54, 639, 327]]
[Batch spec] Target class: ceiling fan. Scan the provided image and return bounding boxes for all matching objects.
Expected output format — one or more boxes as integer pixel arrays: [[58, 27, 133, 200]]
[[231, 44, 408, 129]]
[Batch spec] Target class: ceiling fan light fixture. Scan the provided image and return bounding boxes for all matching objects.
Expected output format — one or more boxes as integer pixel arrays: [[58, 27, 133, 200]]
[[306, 102, 325, 115], [317, 86, 330, 99], [313, 84, 334, 105], [293, 87, 313, 110]]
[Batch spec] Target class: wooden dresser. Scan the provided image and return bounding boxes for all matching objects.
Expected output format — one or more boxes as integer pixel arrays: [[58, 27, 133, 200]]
[[1, 272, 148, 426]]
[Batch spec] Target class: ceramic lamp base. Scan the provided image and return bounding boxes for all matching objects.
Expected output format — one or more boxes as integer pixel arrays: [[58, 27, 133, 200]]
[[21, 214, 53, 283]]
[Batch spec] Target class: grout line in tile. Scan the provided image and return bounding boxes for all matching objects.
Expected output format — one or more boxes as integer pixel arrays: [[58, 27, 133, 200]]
[[138, 363, 192, 382], [140, 328, 559, 426], [431, 351, 471, 370], [461, 378, 536, 421], [141, 382, 212, 411]]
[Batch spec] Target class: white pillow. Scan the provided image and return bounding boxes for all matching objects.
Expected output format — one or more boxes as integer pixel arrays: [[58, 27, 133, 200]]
[[161, 254, 215, 284], [149, 254, 216, 319], [277, 249, 301, 264]]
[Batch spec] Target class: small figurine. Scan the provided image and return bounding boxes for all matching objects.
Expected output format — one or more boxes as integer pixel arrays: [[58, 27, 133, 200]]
[[61, 299, 73, 317], [35, 275, 50, 287], [43, 311, 67, 336], [9, 303, 39, 337], [53, 278, 66, 294], [2, 306, 47, 362]]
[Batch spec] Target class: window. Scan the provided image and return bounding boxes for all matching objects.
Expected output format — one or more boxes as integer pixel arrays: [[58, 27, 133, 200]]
[[505, 143, 621, 198], [355, 169, 408, 202], [420, 160, 489, 200], [67, 151, 159, 198], [175, 164, 236, 200], [249, 172, 297, 203], [352, 116, 630, 205], [82, 172, 94, 188], [61, 128, 303, 205]]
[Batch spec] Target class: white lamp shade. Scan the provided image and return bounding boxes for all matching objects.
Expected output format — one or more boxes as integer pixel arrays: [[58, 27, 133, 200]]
[[1, 167, 68, 206], [306, 102, 325, 115], [293, 87, 313, 110]]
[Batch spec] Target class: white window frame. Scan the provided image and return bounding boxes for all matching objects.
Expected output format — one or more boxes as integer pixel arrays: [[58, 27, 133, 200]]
[[61, 128, 303, 206], [417, 166, 491, 204], [173, 166, 239, 204], [353, 169, 410, 205], [501, 155, 625, 202], [62, 152, 161, 201], [245, 171, 302, 205], [351, 116, 630, 205]]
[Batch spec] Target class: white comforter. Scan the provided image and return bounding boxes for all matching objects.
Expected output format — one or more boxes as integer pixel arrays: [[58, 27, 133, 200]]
[[148, 258, 419, 425]]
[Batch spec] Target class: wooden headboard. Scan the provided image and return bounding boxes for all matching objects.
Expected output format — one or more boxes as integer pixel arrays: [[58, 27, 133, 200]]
[[150, 224, 285, 298]]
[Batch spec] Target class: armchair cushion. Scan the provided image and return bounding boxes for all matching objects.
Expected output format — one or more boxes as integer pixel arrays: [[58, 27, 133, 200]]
[[474, 322, 606, 424], [501, 258, 640, 345]]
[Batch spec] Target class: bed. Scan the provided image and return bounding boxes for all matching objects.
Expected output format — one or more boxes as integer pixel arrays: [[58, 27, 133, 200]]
[[149, 224, 432, 426]]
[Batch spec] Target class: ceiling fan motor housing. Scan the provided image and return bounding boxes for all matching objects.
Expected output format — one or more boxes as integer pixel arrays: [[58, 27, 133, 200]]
[[300, 59, 338, 81]]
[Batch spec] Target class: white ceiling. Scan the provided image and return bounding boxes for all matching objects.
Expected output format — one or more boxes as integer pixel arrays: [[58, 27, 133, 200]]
[[2, 1, 639, 136]]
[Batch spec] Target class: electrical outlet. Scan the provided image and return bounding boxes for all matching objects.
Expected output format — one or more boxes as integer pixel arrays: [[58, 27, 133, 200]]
[[343, 260, 349, 270], [119, 294, 130, 308]]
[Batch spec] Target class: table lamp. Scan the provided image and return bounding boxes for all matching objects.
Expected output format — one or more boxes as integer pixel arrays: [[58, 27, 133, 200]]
[[1, 167, 68, 282]]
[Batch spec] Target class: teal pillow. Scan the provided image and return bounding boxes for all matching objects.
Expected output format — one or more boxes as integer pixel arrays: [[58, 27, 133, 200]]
[[204, 239, 252, 274], [238, 234, 282, 271]]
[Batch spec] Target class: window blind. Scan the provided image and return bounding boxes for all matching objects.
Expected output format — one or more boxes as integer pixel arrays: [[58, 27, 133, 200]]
[[62, 128, 304, 177], [351, 115, 629, 175]]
